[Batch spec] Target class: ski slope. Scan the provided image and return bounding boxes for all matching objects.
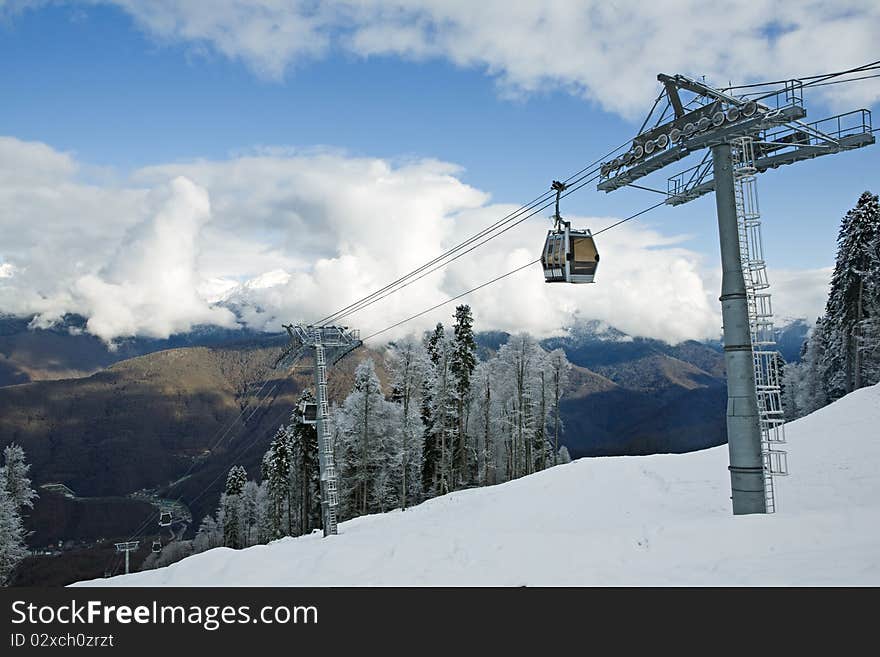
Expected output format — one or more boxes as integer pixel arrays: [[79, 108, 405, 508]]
[[76, 384, 880, 586]]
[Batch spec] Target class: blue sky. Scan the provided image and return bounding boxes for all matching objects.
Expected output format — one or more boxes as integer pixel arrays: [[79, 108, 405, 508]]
[[1, 1, 878, 341]]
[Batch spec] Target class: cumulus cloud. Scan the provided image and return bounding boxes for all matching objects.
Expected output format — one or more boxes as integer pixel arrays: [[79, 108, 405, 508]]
[[770, 267, 832, 323], [9, 0, 872, 117], [0, 136, 833, 344], [70, 177, 238, 341]]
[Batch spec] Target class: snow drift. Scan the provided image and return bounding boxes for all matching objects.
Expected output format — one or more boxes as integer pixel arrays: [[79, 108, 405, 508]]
[[76, 384, 880, 586]]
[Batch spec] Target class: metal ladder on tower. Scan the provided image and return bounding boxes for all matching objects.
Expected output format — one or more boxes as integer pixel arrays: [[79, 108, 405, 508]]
[[732, 136, 789, 513], [313, 332, 339, 534]]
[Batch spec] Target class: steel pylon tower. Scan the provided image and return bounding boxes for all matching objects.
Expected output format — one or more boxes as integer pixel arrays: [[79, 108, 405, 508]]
[[731, 136, 788, 512], [597, 72, 875, 514], [276, 324, 361, 536], [114, 541, 139, 575]]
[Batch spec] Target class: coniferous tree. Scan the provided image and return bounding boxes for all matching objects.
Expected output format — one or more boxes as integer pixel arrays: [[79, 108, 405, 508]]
[[421, 323, 445, 495], [262, 426, 293, 539], [819, 191, 880, 399], [222, 465, 247, 548], [0, 444, 36, 585], [289, 392, 321, 535], [450, 305, 478, 488], [0, 486, 27, 586], [1, 444, 38, 513]]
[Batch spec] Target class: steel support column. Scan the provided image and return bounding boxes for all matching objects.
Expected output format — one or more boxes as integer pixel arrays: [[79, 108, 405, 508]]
[[712, 142, 767, 515]]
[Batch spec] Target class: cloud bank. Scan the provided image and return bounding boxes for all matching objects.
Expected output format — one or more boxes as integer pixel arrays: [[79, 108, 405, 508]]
[[6, 1, 876, 117], [0, 135, 765, 344]]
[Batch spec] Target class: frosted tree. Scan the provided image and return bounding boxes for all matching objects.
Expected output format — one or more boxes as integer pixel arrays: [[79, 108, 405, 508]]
[[193, 514, 223, 553], [450, 304, 478, 488], [547, 349, 572, 467], [240, 480, 262, 547], [0, 486, 27, 586], [496, 333, 545, 478], [335, 358, 400, 518], [289, 393, 321, 535], [471, 360, 497, 486], [262, 425, 293, 539], [222, 465, 248, 549], [386, 337, 425, 509], [420, 323, 444, 495], [820, 191, 880, 398], [784, 318, 828, 419], [531, 350, 551, 473], [557, 445, 572, 464], [1, 443, 38, 513]]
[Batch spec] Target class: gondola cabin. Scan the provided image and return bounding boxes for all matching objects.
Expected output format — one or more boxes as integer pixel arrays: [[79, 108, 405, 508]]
[[541, 223, 599, 284], [158, 511, 172, 527], [299, 400, 318, 425], [151, 540, 162, 553]]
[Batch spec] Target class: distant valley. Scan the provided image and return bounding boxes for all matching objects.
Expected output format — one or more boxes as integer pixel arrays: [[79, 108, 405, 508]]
[[0, 314, 808, 584]]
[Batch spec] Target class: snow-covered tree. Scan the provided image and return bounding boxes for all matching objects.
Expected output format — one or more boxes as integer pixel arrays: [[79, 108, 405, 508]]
[[289, 392, 321, 535], [820, 191, 880, 398], [421, 323, 445, 495], [240, 480, 263, 547], [386, 337, 425, 509], [547, 349, 572, 467], [557, 445, 572, 464], [193, 513, 223, 553], [0, 486, 27, 586], [222, 465, 247, 549], [495, 333, 547, 479], [336, 359, 379, 515], [262, 426, 293, 539], [1, 444, 38, 513], [783, 318, 829, 419], [451, 305, 478, 488]]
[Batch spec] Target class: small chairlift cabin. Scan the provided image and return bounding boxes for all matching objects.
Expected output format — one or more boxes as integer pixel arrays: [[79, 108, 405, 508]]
[[151, 540, 162, 553], [158, 511, 172, 527], [299, 399, 318, 426], [541, 180, 600, 284]]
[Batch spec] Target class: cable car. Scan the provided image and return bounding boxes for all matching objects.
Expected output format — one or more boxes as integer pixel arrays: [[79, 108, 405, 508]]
[[299, 400, 318, 425], [541, 181, 600, 284], [151, 540, 162, 553], [158, 511, 172, 527]]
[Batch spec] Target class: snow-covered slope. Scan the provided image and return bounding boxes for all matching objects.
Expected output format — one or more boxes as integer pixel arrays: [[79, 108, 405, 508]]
[[76, 385, 880, 586]]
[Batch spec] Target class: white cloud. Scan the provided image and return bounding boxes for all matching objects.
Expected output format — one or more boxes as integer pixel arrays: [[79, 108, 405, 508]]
[[0, 263, 16, 278], [0, 136, 835, 344], [19, 0, 868, 117], [770, 267, 832, 324], [70, 177, 238, 341]]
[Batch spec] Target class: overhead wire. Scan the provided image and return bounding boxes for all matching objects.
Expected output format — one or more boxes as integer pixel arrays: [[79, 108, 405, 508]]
[[121, 376, 281, 545], [361, 198, 669, 342], [314, 136, 642, 326], [119, 62, 880, 552], [314, 61, 880, 329], [721, 61, 880, 91]]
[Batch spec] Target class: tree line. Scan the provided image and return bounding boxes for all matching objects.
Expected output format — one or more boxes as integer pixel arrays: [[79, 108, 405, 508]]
[[784, 190, 880, 418], [173, 306, 573, 563]]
